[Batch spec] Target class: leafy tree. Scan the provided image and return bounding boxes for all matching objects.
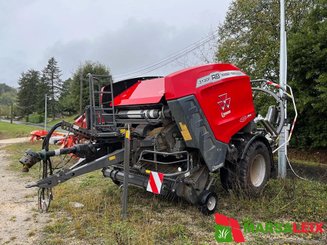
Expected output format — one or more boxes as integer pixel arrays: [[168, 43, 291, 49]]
[[0, 83, 17, 118], [33, 77, 50, 115], [216, 0, 313, 80], [216, 0, 326, 148], [288, 0, 327, 147], [17, 70, 41, 117], [0, 92, 16, 106], [0, 83, 17, 106], [42, 57, 62, 119], [0, 83, 17, 116], [0, 83, 16, 95], [69, 61, 111, 113], [58, 78, 76, 115]]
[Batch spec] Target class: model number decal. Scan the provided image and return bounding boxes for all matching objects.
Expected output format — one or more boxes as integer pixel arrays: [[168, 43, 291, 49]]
[[196, 70, 246, 88]]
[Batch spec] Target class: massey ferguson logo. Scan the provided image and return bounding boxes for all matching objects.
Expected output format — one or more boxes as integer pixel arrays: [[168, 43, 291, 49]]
[[218, 93, 231, 118]]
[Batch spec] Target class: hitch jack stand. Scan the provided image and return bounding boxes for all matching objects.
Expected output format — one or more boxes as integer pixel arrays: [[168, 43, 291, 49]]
[[121, 124, 131, 219]]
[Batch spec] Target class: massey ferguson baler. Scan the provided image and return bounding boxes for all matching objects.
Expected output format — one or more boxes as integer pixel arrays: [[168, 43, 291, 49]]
[[20, 63, 296, 215]]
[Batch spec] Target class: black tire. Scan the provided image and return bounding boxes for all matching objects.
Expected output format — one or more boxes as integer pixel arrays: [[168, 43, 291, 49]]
[[220, 163, 236, 191], [238, 140, 271, 197], [198, 190, 218, 215], [38, 159, 53, 212]]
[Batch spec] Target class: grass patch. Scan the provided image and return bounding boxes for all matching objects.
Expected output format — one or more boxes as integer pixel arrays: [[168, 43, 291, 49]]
[[4, 142, 327, 244], [287, 160, 327, 184], [4, 141, 43, 178], [43, 172, 205, 244], [292, 159, 327, 168], [9, 216, 16, 222], [47, 115, 78, 127], [28, 231, 36, 237], [4, 141, 77, 179], [38, 172, 327, 244], [0, 114, 77, 140], [0, 121, 39, 139]]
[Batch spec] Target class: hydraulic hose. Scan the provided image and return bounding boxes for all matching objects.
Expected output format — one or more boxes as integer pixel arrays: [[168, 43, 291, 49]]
[[251, 87, 285, 135], [42, 122, 63, 151]]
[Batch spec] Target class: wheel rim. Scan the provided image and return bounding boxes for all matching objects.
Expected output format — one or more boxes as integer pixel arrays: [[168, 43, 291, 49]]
[[207, 196, 216, 211], [38, 187, 52, 212], [250, 154, 266, 187]]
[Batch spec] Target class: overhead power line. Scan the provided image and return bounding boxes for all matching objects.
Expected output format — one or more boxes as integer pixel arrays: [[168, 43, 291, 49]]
[[113, 30, 218, 80]]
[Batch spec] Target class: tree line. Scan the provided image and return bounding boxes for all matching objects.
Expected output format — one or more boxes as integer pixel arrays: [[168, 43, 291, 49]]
[[17, 58, 110, 121], [0, 83, 17, 119], [216, 0, 326, 148], [15, 0, 326, 148]]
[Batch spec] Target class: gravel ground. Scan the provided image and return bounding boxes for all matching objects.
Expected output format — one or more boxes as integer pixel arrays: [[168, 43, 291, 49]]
[[0, 140, 50, 245], [0, 137, 29, 144]]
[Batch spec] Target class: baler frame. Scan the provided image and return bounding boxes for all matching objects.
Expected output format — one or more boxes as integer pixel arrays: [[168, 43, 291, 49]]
[[20, 64, 297, 216]]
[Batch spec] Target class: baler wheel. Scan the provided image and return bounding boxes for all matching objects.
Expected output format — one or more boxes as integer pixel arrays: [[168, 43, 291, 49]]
[[198, 190, 218, 215], [38, 158, 53, 212], [239, 140, 271, 197]]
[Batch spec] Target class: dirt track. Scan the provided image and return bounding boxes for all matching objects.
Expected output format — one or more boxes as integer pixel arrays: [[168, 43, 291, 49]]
[[0, 137, 29, 144], [0, 140, 49, 245]]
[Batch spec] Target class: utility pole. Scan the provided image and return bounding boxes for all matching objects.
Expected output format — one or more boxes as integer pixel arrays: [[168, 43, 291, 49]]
[[10, 103, 13, 124], [44, 94, 48, 131], [278, 0, 288, 178], [79, 73, 83, 114]]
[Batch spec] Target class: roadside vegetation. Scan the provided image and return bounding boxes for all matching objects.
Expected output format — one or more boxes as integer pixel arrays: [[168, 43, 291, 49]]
[[47, 114, 78, 127], [5, 142, 43, 178], [0, 115, 77, 140], [4, 142, 327, 244], [0, 121, 40, 139]]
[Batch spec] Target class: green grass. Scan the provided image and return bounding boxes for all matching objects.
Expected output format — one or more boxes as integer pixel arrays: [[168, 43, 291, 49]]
[[0, 121, 40, 139], [0, 114, 78, 140], [35, 173, 326, 245], [292, 158, 327, 167], [47, 115, 78, 127], [4, 142, 43, 178], [4, 143, 327, 244]]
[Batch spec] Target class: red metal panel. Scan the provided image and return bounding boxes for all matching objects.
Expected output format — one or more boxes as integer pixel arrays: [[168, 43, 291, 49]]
[[165, 64, 256, 143], [113, 78, 165, 106], [113, 64, 255, 143]]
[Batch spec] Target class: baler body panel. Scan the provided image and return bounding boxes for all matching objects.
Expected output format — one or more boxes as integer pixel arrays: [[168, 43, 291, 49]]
[[164, 64, 243, 99], [196, 74, 255, 143], [113, 78, 165, 106], [167, 96, 227, 172], [165, 64, 255, 143], [112, 64, 255, 144]]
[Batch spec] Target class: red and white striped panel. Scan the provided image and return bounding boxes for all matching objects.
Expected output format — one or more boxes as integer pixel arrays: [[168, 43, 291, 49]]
[[146, 171, 164, 194]]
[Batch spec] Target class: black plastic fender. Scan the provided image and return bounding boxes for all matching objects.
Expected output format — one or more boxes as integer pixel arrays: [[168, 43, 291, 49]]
[[240, 134, 275, 175]]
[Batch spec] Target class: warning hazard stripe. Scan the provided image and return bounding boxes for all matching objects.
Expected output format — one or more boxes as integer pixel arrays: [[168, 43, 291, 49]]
[[149, 172, 158, 193], [146, 171, 164, 194]]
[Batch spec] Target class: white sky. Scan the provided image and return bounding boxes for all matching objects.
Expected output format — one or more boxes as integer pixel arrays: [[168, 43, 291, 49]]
[[0, 0, 232, 87]]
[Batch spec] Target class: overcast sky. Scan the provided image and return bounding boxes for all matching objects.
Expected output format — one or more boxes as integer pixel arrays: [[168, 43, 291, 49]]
[[0, 0, 232, 87]]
